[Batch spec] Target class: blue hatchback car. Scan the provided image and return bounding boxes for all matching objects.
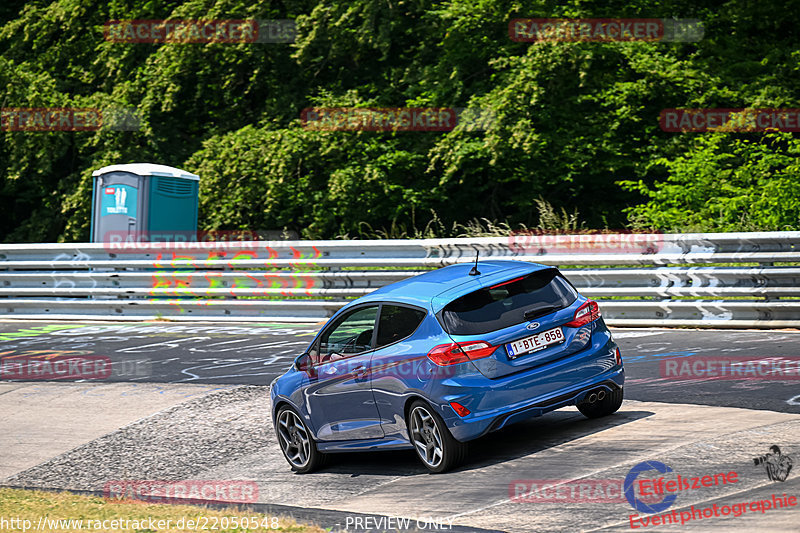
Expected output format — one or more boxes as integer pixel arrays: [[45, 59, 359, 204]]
[[270, 260, 624, 473]]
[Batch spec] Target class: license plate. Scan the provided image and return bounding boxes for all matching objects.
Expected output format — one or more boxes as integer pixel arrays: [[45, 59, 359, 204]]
[[506, 327, 565, 358]]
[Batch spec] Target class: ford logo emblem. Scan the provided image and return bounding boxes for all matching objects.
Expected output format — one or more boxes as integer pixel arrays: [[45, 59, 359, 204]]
[[526, 322, 540, 330]]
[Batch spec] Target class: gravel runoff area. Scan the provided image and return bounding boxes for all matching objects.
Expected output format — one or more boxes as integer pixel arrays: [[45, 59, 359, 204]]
[[4, 386, 272, 490]]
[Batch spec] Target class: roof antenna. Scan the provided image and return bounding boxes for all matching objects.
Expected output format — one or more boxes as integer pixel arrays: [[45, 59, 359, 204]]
[[468, 250, 481, 276]]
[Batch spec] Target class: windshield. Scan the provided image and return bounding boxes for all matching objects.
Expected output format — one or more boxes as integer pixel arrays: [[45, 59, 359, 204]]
[[440, 268, 578, 335]]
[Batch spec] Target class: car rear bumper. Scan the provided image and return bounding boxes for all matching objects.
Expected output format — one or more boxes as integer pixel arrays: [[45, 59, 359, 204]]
[[438, 337, 624, 442]]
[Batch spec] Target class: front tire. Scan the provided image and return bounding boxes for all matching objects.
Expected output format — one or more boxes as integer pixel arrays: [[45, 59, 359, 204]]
[[578, 387, 624, 419], [408, 400, 468, 473], [275, 406, 326, 473]]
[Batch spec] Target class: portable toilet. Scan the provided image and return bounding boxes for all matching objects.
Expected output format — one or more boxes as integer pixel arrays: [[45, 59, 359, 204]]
[[90, 163, 199, 242]]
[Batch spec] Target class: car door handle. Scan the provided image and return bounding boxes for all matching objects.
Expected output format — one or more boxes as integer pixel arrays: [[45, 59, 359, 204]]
[[352, 365, 368, 378]]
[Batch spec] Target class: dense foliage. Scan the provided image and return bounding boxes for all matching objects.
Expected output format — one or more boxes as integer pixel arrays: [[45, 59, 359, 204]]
[[1, 0, 798, 242]]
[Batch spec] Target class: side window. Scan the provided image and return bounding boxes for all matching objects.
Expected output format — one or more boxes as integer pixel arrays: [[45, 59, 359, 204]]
[[376, 305, 427, 348], [317, 306, 379, 363]]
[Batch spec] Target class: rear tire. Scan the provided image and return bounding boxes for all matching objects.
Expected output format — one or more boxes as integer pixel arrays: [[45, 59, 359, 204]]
[[275, 405, 326, 473], [407, 400, 468, 473], [578, 387, 624, 419]]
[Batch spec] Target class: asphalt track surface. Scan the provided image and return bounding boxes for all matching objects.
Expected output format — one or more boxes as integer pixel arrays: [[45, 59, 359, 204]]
[[2, 321, 800, 532], [1, 321, 799, 412]]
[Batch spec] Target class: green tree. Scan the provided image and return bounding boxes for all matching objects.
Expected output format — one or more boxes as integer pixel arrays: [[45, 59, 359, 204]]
[[621, 132, 800, 232]]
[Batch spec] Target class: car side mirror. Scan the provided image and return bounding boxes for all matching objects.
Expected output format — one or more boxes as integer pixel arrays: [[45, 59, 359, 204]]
[[294, 353, 313, 372]]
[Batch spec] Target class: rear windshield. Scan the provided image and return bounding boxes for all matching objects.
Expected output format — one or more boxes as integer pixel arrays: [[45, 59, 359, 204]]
[[440, 268, 578, 335]]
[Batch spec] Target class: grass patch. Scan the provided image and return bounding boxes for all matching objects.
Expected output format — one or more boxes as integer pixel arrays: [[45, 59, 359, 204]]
[[0, 488, 324, 533]]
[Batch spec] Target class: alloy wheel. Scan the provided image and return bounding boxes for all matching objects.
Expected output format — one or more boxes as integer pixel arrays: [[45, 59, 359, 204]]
[[410, 405, 444, 468], [277, 409, 311, 468]]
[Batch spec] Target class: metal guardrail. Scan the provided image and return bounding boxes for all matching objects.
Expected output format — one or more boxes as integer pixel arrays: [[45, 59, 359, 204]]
[[0, 232, 799, 327]]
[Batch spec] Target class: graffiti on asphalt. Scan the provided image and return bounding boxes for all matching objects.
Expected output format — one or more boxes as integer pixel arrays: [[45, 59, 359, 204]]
[[0, 324, 315, 382]]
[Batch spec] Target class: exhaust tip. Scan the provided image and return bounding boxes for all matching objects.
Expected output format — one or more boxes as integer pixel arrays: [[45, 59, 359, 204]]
[[588, 393, 597, 403], [597, 390, 606, 401]]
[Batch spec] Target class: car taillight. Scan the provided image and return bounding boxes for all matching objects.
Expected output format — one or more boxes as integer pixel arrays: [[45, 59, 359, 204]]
[[564, 300, 601, 327], [450, 401, 471, 417], [427, 341, 495, 366], [615, 347, 622, 365]]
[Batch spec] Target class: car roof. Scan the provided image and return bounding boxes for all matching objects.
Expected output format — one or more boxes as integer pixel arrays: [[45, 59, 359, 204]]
[[352, 260, 553, 312]]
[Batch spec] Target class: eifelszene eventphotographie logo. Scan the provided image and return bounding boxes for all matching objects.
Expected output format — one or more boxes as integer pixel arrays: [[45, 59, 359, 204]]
[[753, 445, 793, 482], [625, 461, 678, 513]]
